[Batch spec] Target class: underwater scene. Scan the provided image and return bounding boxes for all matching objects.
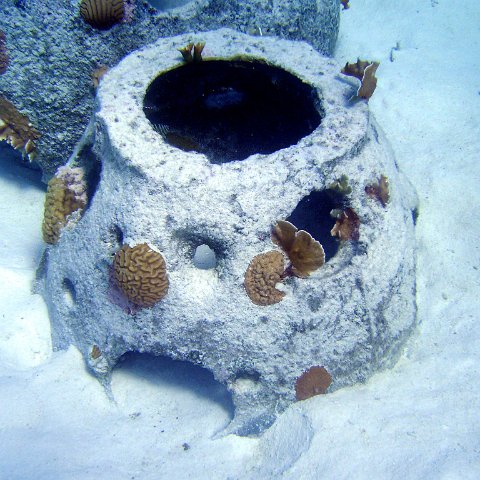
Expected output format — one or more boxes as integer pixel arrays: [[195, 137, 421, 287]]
[[0, 0, 479, 478]]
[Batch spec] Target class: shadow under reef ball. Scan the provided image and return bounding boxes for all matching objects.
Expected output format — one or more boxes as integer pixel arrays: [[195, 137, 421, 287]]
[[143, 60, 323, 163]]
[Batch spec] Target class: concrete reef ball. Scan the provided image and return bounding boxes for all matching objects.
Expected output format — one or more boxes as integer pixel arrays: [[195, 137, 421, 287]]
[[40, 29, 418, 436]]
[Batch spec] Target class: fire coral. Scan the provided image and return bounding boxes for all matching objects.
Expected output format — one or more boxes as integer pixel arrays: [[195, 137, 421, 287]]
[[330, 207, 360, 241], [271, 220, 325, 278], [0, 96, 41, 160], [341, 59, 380, 100], [365, 174, 390, 207]]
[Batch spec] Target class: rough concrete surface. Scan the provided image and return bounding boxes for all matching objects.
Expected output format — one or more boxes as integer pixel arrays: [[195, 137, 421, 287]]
[[0, 0, 339, 180]]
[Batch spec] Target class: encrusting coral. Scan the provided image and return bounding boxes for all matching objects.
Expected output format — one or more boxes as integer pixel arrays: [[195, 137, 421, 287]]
[[244, 250, 286, 306], [42, 166, 87, 244], [113, 243, 169, 308], [365, 174, 390, 207], [80, 0, 125, 30], [295, 366, 332, 400], [90, 345, 102, 360], [341, 58, 380, 99], [271, 220, 325, 278], [0, 96, 41, 160], [330, 207, 360, 241], [0, 30, 8, 75]]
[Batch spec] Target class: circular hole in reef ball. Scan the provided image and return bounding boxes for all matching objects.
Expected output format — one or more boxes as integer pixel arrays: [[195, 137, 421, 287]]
[[143, 60, 323, 163]]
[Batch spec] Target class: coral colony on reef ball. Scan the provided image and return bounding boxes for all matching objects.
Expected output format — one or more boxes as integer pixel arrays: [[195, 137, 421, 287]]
[[38, 29, 417, 435], [341, 58, 380, 99], [0, 96, 40, 161]]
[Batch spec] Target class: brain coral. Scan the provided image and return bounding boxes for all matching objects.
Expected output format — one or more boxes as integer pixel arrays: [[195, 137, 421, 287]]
[[42, 166, 87, 244], [113, 243, 169, 307], [80, 0, 125, 30], [244, 250, 286, 306]]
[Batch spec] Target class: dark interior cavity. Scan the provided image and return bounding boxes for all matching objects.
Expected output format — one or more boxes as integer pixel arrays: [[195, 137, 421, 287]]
[[172, 227, 227, 267], [107, 224, 124, 248], [62, 278, 77, 307], [114, 352, 235, 417], [287, 190, 344, 261], [76, 142, 102, 210], [143, 60, 322, 163]]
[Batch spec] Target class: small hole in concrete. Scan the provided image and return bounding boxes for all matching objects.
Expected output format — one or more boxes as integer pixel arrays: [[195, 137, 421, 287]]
[[112, 224, 124, 246], [144, 60, 322, 163], [193, 244, 217, 269], [62, 278, 77, 308], [287, 190, 341, 261]]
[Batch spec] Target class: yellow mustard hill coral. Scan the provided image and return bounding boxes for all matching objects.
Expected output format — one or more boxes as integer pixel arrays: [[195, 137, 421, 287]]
[[42, 166, 87, 244], [113, 243, 169, 308]]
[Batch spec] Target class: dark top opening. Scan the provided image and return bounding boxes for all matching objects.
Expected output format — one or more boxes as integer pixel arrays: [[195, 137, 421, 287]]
[[143, 59, 323, 163]]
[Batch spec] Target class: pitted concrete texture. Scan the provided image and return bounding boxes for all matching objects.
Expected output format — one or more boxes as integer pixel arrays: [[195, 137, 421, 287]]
[[0, 0, 339, 180]]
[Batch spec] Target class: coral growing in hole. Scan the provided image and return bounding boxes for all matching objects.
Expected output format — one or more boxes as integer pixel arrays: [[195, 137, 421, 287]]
[[365, 174, 390, 207], [341, 59, 380, 99], [330, 207, 360, 241], [80, 0, 125, 30], [42, 166, 87, 244], [113, 243, 169, 308], [0, 96, 41, 160], [271, 220, 325, 278], [295, 366, 332, 400], [244, 251, 286, 306]]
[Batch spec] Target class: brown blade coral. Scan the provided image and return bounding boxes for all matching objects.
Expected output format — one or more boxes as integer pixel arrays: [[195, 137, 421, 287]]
[[271, 220, 325, 278]]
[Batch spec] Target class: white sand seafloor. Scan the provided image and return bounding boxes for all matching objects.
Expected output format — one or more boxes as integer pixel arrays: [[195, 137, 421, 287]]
[[0, 0, 479, 478]]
